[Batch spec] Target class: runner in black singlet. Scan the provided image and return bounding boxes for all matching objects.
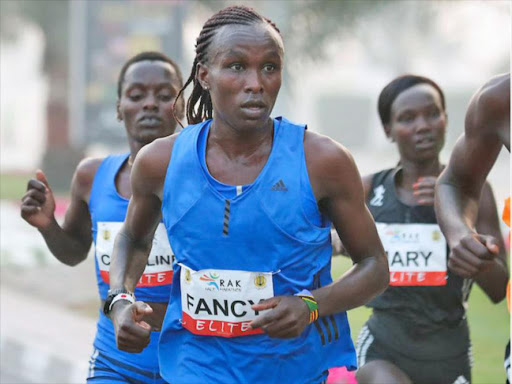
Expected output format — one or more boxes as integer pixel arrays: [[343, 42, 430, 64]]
[[355, 75, 508, 384]]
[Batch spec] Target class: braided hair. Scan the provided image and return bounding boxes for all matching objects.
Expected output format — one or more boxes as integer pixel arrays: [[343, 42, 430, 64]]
[[173, 5, 281, 127]]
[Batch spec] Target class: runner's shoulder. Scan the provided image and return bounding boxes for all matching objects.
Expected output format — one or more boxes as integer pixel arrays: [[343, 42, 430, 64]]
[[304, 130, 358, 175], [468, 73, 510, 137], [478, 73, 510, 104], [73, 157, 104, 193], [132, 132, 180, 182], [304, 130, 362, 200]]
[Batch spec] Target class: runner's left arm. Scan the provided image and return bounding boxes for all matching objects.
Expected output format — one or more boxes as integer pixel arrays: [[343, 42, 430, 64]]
[[251, 133, 388, 338], [331, 174, 373, 257], [309, 137, 389, 315]]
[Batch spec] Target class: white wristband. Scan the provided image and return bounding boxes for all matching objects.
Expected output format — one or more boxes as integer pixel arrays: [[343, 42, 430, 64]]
[[109, 292, 135, 312]]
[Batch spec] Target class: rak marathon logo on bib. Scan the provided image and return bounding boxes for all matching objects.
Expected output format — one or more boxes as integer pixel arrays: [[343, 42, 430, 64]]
[[199, 273, 242, 292], [384, 227, 420, 244]]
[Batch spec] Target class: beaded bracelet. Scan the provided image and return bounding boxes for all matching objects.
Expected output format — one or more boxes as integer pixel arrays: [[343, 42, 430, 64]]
[[295, 289, 319, 324]]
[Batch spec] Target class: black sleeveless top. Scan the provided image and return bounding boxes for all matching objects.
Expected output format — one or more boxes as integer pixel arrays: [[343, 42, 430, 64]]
[[365, 168, 471, 358]]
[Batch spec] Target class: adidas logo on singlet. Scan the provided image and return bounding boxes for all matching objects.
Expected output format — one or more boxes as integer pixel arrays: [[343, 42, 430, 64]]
[[271, 179, 288, 192]]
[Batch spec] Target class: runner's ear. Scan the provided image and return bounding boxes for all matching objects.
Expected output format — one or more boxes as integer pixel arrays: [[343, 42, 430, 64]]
[[116, 100, 122, 122], [383, 124, 394, 142], [196, 62, 209, 91]]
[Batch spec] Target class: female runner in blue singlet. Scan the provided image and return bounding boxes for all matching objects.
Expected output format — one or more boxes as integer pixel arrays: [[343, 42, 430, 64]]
[[108, 5, 390, 384], [20, 51, 184, 384]]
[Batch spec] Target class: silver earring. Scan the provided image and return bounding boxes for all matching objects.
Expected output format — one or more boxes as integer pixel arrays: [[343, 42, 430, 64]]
[[203, 85, 209, 91]]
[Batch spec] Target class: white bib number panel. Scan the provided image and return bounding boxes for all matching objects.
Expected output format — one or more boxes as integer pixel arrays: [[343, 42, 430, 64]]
[[376, 222, 447, 286], [180, 265, 274, 337], [96, 222, 174, 287]]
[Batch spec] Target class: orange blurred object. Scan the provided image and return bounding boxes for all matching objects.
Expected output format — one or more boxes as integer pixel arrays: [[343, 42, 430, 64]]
[[503, 197, 510, 312], [503, 197, 510, 228]]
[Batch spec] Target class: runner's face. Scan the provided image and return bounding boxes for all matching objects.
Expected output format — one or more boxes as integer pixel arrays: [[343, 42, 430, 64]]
[[388, 84, 446, 163], [197, 23, 283, 131], [118, 60, 181, 144]]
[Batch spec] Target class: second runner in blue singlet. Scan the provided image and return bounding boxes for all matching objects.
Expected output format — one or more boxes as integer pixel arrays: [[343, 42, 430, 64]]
[[89, 154, 174, 383]]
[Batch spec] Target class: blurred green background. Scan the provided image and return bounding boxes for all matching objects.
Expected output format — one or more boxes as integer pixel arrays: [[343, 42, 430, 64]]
[[332, 257, 509, 384], [0, 173, 28, 200]]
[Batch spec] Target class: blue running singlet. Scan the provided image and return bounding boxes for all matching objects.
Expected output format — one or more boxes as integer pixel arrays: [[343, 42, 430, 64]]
[[159, 117, 357, 384], [88, 154, 174, 383]]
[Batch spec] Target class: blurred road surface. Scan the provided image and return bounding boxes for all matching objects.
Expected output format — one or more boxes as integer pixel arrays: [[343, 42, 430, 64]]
[[1, 201, 99, 383]]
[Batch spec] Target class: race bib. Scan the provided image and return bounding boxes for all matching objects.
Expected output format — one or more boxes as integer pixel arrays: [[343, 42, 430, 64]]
[[96, 222, 174, 287], [376, 223, 447, 286], [180, 265, 274, 337]]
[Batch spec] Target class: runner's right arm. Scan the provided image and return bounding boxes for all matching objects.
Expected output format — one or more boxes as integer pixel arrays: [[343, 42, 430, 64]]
[[436, 74, 509, 257], [457, 181, 508, 303], [20, 159, 101, 266], [108, 136, 175, 353], [435, 130, 501, 251], [436, 75, 509, 291], [251, 134, 389, 338], [109, 137, 174, 294]]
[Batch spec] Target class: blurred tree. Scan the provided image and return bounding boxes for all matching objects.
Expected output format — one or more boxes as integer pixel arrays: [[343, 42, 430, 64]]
[[193, 0, 390, 116], [3, 1, 68, 73], [1, 0, 507, 188], [281, 0, 388, 58], [197, 0, 389, 60], [1, 0, 69, 96], [1, 0, 82, 192], [197, 0, 509, 72]]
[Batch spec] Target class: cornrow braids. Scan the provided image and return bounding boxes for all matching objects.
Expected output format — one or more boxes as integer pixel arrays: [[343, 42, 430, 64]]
[[172, 5, 281, 127]]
